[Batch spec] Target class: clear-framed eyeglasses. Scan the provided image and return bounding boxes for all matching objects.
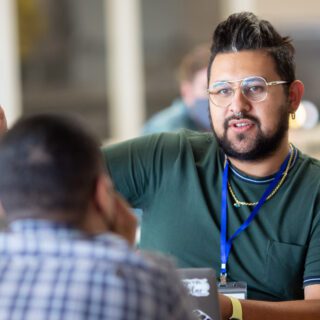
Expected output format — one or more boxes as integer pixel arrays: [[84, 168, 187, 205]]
[[207, 76, 288, 108]]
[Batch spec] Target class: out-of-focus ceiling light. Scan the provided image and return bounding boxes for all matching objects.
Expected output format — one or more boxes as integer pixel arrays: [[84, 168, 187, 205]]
[[290, 100, 319, 129]]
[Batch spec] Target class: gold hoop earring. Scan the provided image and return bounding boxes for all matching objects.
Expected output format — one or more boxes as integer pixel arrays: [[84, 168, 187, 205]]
[[291, 113, 296, 120]]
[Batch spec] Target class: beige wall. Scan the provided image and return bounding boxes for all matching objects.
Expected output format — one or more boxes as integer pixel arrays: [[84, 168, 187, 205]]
[[290, 125, 320, 159], [256, 0, 320, 24], [221, 0, 320, 24]]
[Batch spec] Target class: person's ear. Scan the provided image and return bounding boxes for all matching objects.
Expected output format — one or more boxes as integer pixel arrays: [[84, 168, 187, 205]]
[[93, 174, 114, 220], [288, 80, 304, 113], [82, 174, 114, 235], [111, 193, 137, 245], [92, 174, 137, 245]]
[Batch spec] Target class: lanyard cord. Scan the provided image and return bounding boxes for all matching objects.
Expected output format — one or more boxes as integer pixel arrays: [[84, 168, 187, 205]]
[[220, 150, 292, 283]]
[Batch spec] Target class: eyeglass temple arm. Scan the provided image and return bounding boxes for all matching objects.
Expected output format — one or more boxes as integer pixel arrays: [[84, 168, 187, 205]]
[[267, 80, 288, 86]]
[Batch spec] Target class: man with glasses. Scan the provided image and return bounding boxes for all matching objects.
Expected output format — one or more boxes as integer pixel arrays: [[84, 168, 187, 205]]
[[104, 12, 320, 319]]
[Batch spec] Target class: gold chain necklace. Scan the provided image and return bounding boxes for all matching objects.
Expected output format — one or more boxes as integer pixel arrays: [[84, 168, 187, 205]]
[[228, 145, 296, 207]]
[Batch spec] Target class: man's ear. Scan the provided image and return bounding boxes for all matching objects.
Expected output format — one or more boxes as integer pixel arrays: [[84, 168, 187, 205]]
[[288, 80, 304, 113], [93, 174, 137, 245], [94, 174, 114, 218], [112, 193, 137, 245], [85, 174, 115, 234]]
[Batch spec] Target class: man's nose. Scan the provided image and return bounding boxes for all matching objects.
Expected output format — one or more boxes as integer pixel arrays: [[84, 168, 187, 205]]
[[229, 87, 251, 114]]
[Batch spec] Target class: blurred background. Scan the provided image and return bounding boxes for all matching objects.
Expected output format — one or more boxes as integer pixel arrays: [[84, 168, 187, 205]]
[[0, 0, 319, 158]]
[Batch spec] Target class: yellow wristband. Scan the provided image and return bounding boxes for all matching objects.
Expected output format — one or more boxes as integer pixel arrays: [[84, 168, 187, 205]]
[[229, 296, 242, 320]]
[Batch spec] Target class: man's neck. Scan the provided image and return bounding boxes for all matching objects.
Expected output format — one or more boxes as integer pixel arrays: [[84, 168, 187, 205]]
[[227, 141, 291, 178]]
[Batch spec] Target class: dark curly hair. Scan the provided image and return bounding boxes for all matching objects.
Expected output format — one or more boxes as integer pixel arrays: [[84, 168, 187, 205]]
[[207, 12, 296, 88], [0, 114, 104, 222]]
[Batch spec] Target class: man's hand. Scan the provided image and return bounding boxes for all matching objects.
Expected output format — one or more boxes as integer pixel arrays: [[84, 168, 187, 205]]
[[111, 192, 137, 245], [90, 174, 137, 244], [219, 285, 320, 320]]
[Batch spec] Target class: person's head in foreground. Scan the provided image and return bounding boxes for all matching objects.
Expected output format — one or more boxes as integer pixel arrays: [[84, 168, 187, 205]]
[[0, 113, 136, 242], [0, 114, 193, 320]]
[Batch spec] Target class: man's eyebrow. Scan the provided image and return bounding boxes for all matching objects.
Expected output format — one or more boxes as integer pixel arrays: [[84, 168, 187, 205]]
[[211, 79, 230, 84]]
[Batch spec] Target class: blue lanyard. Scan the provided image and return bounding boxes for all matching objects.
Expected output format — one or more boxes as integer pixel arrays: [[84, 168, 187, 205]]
[[220, 151, 291, 280]]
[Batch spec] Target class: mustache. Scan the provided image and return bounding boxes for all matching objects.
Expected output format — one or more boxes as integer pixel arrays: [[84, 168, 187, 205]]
[[223, 113, 260, 130]]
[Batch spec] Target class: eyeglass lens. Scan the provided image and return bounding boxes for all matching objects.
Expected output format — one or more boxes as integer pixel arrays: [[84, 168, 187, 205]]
[[209, 77, 268, 107], [241, 77, 267, 102]]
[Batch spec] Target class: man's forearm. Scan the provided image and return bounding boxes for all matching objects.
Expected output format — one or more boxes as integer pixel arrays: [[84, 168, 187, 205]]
[[219, 294, 320, 320]]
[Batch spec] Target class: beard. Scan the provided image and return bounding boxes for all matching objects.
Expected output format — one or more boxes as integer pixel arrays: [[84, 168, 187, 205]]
[[211, 104, 290, 161]]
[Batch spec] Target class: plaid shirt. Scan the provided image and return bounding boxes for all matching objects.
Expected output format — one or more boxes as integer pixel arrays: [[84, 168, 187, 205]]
[[0, 220, 194, 320]]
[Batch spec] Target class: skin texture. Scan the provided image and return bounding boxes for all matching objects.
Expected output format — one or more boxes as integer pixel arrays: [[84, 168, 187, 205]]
[[209, 50, 320, 319]]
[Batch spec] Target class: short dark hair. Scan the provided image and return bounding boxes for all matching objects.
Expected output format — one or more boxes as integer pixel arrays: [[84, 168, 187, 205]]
[[207, 12, 296, 86], [0, 114, 103, 221]]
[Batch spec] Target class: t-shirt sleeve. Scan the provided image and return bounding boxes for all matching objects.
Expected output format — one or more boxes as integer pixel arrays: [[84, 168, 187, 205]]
[[102, 133, 183, 209], [304, 205, 320, 287]]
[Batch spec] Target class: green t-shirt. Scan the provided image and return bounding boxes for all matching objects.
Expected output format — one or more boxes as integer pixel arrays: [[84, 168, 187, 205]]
[[103, 130, 320, 301]]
